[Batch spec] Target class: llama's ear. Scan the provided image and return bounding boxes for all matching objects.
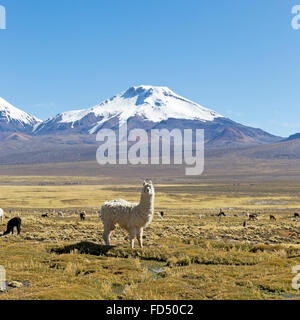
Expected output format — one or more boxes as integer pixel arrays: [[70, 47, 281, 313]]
[[143, 181, 146, 186], [149, 180, 153, 185]]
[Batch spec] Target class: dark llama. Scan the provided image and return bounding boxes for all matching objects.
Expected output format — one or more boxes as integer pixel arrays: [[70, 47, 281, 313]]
[[3, 217, 22, 236], [217, 209, 226, 217], [80, 212, 86, 221]]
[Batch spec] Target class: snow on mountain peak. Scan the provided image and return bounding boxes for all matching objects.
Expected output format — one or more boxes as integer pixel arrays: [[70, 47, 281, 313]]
[[0, 97, 41, 126], [51, 85, 223, 134]]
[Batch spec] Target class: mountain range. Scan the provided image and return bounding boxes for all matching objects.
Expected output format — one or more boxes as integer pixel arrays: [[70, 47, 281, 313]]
[[0, 85, 299, 164], [0, 97, 41, 133]]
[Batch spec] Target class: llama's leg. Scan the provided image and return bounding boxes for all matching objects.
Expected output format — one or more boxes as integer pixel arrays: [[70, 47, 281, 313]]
[[103, 224, 114, 246], [136, 228, 144, 249], [103, 229, 111, 246], [17, 224, 21, 235], [129, 230, 137, 249]]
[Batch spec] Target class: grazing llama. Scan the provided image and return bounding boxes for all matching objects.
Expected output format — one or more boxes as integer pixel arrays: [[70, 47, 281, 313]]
[[58, 211, 64, 218], [270, 215, 276, 221], [0, 209, 4, 223], [80, 211, 86, 221], [100, 181, 155, 249], [3, 217, 22, 236], [217, 209, 226, 222], [249, 214, 258, 221], [294, 213, 300, 218], [218, 209, 226, 217]]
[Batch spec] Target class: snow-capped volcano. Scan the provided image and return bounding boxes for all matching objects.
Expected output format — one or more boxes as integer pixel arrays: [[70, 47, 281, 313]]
[[34, 85, 223, 134], [0, 97, 41, 132], [0, 87, 284, 164], [32, 85, 282, 148]]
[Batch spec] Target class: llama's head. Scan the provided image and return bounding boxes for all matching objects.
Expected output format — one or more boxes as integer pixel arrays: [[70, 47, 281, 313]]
[[142, 180, 155, 197]]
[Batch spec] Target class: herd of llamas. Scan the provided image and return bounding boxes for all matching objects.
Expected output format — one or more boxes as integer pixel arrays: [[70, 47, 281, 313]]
[[0, 180, 299, 248], [0, 180, 156, 248]]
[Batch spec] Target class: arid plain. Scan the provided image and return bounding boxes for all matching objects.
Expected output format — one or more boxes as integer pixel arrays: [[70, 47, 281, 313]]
[[0, 158, 300, 300]]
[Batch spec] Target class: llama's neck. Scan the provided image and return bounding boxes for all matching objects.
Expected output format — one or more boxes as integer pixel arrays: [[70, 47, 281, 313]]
[[138, 192, 154, 214]]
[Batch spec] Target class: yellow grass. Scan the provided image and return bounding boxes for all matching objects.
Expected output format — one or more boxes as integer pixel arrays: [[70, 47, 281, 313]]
[[0, 175, 300, 300], [0, 181, 299, 209]]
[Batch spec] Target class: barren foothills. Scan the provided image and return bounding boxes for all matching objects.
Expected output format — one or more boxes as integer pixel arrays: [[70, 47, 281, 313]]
[[0, 159, 300, 300]]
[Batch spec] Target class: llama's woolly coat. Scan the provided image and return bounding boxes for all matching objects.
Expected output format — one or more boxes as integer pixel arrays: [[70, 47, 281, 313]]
[[101, 198, 154, 232], [0, 209, 4, 223], [58, 211, 64, 217], [100, 181, 155, 248]]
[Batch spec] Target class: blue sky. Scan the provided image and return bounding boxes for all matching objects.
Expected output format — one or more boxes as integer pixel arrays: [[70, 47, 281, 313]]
[[0, 0, 299, 137]]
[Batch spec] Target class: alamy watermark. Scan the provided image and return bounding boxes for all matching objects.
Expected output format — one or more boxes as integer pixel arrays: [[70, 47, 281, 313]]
[[292, 266, 300, 290], [96, 122, 204, 176], [0, 265, 6, 292], [0, 5, 6, 30], [292, 5, 300, 30]]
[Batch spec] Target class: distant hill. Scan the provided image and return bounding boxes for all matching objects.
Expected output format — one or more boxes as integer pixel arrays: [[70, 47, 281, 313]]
[[207, 139, 300, 160], [283, 133, 300, 142]]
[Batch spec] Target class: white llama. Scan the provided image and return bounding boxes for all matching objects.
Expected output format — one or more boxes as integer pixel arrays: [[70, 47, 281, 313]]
[[100, 181, 155, 249], [58, 211, 64, 218], [0, 209, 4, 223]]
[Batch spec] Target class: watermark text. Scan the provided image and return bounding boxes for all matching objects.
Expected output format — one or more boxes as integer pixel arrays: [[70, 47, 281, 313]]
[[0, 5, 6, 30], [0, 265, 6, 292], [292, 5, 300, 30], [292, 265, 300, 289], [96, 122, 204, 176]]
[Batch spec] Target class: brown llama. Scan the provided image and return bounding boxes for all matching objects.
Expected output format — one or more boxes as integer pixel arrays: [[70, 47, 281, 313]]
[[249, 214, 258, 221]]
